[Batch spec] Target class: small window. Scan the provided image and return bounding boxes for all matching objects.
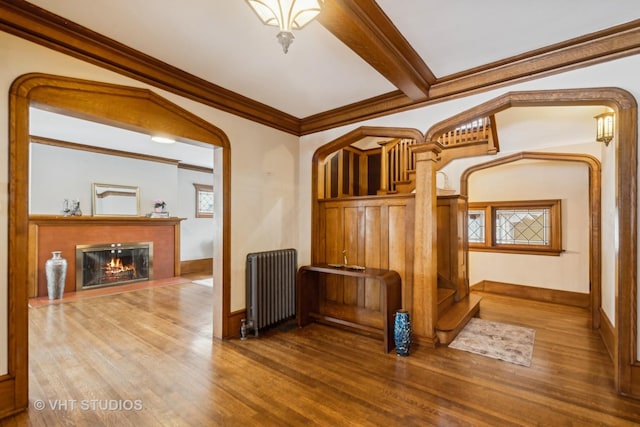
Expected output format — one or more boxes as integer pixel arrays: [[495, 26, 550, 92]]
[[194, 183, 213, 218], [468, 200, 562, 255]]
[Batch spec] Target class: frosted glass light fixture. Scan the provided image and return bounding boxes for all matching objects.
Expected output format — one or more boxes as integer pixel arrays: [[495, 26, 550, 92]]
[[246, 0, 324, 53], [594, 112, 614, 146], [151, 136, 176, 144]]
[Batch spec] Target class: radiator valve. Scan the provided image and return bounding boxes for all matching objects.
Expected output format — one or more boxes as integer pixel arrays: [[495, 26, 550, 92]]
[[240, 319, 254, 340]]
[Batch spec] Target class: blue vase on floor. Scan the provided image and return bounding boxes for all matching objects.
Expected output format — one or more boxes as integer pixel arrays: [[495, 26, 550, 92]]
[[394, 309, 411, 356]]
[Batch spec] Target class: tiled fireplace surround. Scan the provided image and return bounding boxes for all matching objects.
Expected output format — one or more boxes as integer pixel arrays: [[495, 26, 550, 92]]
[[28, 216, 183, 298]]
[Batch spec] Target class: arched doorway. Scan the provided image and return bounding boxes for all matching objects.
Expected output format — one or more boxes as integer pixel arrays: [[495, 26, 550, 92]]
[[6, 73, 232, 413], [425, 87, 637, 396]]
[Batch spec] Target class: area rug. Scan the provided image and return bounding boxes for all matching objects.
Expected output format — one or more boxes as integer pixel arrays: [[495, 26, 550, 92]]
[[448, 318, 535, 367], [192, 278, 213, 288]]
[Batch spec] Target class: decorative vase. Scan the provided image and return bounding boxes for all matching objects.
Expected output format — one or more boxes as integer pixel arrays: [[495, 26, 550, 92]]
[[45, 251, 67, 300], [394, 309, 411, 356]]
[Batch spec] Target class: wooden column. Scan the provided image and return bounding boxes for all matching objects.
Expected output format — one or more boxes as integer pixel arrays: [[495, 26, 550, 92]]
[[411, 143, 441, 346]]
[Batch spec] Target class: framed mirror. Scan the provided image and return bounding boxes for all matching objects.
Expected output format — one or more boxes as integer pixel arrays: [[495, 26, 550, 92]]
[[92, 183, 140, 216]]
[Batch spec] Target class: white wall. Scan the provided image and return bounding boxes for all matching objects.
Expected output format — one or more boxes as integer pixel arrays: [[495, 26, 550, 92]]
[[30, 144, 178, 216], [178, 168, 215, 261], [30, 143, 215, 262], [0, 31, 300, 373], [468, 160, 590, 292]]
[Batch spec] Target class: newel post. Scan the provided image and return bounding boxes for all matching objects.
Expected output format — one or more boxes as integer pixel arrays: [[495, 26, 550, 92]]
[[411, 143, 441, 346]]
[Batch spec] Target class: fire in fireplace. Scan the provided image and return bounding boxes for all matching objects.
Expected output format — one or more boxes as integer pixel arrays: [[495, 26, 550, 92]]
[[75, 242, 153, 290]]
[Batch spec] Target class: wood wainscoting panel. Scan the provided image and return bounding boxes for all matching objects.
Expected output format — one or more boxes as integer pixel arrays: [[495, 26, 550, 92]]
[[316, 194, 415, 313], [471, 280, 590, 308]]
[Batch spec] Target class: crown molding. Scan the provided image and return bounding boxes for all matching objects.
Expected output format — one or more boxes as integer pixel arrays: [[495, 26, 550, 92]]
[[302, 19, 640, 134], [1, 2, 639, 137], [0, 0, 301, 135]]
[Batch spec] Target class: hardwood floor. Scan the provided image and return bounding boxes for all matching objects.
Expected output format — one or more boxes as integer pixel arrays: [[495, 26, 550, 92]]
[[3, 284, 640, 426]]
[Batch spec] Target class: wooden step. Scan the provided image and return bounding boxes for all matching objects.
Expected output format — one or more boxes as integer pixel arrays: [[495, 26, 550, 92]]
[[437, 287, 456, 317], [435, 293, 482, 345], [394, 179, 415, 193]]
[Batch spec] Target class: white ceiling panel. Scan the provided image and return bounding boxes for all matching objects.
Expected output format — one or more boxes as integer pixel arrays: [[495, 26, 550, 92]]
[[26, 0, 395, 117], [377, 0, 640, 77]]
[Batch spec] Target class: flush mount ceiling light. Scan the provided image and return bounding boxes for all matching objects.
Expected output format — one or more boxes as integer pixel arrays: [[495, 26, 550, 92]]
[[151, 136, 176, 144], [246, 0, 324, 54], [594, 111, 615, 146]]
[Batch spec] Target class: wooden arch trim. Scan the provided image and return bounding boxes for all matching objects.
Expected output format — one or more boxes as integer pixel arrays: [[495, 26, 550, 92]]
[[426, 87, 637, 397], [460, 151, 602, 327], [5, 73, 232, 417], [310, 126, 424, 263]]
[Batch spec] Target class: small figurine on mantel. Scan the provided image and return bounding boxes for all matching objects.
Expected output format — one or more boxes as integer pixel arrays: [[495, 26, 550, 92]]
[[149, 199, 169, 218], [62, 199, 82, 216]]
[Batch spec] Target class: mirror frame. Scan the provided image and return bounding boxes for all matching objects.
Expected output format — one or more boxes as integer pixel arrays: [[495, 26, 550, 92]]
[[92, 183, 140, 216]]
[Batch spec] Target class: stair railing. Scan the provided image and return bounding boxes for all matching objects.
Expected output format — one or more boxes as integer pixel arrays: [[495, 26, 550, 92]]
[[379, 138, 418, 193], [438, 117, 492, 147]]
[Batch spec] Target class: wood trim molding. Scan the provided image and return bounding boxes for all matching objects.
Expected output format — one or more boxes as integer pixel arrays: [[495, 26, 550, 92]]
[[228, 310, 247, 339], [180, 258, 213, 275], [1, 2, 639, 136], [5, 73, 233, 417], [461, 151, 601, 325], [319, 0, 434, 101], [304, 22, 640, 134], [0, 1, 300, 135], [471, 280, 590, 308], [434, 87, 635, 397], [310, 126, 424, 263], [600, 306, 616, 362], [30, 135, 181, 166]]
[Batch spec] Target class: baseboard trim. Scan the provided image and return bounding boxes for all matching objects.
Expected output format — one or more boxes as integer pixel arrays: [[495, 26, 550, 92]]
[[471, 280, 590, 308], [599, 307, 615, 362], [227, 309, 247, 339], [180, 258, 213, 275], [410, 333, 439, 349]]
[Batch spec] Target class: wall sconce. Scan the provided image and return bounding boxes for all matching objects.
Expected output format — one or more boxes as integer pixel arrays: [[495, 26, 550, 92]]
[[594, 112, 615, 146]]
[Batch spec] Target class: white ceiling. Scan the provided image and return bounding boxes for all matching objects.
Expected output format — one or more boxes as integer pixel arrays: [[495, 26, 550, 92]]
[[30, 108, 215, 168], [24, 0, 640, 119]]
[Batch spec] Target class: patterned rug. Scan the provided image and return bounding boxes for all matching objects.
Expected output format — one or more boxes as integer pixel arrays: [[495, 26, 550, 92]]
[[448, 318, 535, 367]]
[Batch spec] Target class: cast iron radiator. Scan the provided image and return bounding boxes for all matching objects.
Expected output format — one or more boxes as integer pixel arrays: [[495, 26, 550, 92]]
[[242, 248, 297, 338]]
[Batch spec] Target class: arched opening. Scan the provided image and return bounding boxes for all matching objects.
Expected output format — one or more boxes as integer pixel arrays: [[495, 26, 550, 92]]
[[425, 87, 637, 396], [7, 73, 232, 411], [460, 152, 601, 326]]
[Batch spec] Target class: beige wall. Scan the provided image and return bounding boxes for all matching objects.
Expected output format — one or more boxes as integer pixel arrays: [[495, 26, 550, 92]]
[[467, 160, 590, 293], [0, 32, 299, 373]]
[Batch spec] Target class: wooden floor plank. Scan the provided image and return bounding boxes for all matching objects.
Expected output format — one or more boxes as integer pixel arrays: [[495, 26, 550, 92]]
[[2, 285, 640, 426]]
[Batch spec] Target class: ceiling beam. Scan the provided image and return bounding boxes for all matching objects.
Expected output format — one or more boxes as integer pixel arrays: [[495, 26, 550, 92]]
[[301, 19, 640, 134], [318, 0, 434, 101], [0, 0, 301, 135]]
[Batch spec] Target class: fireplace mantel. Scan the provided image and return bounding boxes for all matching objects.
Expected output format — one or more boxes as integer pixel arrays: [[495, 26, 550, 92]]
[[28, 215, 185, 298], [29, 215, 185, 225]]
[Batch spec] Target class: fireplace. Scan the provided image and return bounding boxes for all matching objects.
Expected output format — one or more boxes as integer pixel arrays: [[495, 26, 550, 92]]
[[75, 242, 153, 291]]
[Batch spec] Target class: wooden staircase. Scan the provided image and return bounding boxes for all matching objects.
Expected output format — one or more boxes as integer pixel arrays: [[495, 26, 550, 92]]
[[380, 115, 499, 195], [436, 293, 482, 344]]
